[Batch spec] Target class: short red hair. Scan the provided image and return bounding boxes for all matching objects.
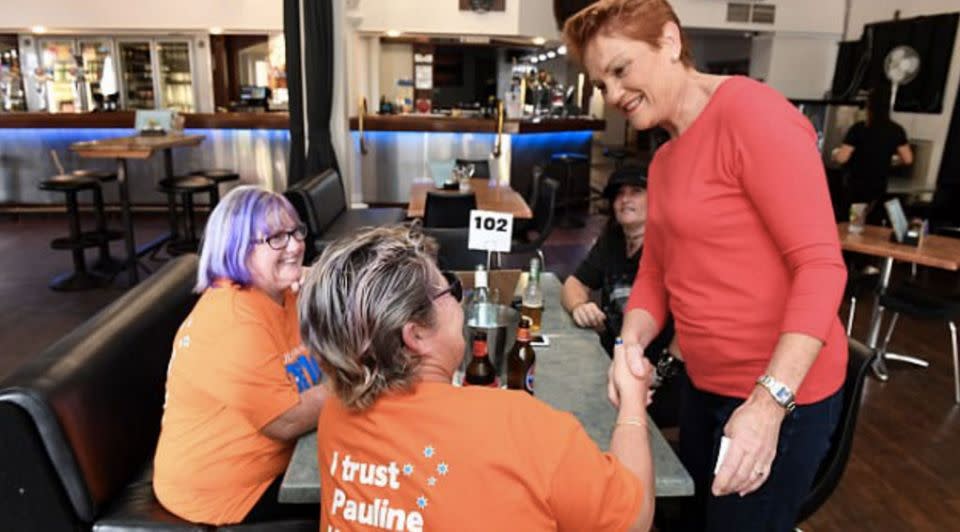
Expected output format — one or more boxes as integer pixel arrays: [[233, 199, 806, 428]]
[[562, 0, 694, 68]]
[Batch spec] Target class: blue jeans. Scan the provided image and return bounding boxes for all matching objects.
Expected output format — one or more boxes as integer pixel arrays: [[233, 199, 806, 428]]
[[675, 379, 843, 532]]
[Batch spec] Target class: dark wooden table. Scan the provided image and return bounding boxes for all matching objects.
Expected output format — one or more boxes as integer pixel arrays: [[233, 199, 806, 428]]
[[71, 133, 205, 285], [838, 222, 960, 378], [407, 178, 532, 219]]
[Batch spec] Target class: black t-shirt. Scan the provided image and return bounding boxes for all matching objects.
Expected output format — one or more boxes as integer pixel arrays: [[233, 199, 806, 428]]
[[573, 226, 674, 357], [843, 120, 908, 201]]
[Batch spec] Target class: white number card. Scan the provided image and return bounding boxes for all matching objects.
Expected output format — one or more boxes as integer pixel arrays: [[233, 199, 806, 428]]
[[468, 210, 513, 252]]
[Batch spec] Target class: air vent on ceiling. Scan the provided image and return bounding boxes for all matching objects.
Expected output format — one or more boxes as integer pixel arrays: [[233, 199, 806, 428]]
[[727, 3, 751, 23], [726, 2, 776, 25], [752, 4, 776, 24]]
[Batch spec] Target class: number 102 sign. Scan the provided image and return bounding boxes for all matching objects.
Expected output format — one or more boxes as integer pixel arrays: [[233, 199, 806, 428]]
[[467, 210, 513, 252]]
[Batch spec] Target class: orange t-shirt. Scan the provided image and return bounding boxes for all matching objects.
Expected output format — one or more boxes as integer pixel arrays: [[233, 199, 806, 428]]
[[319, 382, 643, 532], [154, 281, 319, 525]]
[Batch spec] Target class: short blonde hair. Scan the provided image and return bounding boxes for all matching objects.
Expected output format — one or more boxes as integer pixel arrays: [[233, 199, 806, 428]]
[[298, 225, 440, 411], [562, 0, 694, 68]]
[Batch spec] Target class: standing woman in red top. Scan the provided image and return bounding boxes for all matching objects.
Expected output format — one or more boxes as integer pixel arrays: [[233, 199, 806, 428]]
[[565, 1, 848, 530]]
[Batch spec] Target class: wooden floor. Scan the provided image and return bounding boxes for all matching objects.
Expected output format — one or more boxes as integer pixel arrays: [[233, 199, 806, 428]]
[[1, 210, 958, 530]]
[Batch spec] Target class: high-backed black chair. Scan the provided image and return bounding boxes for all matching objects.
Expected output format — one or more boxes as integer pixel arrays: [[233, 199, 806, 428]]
[[512, 177, 558, 258], [796, 338, 873, 523], [422, 191, 477, 228], [454, 158, 491, 179], [284, 169, 406, 260], [421, 227, 489, 271], [875, 281, 960, 403]]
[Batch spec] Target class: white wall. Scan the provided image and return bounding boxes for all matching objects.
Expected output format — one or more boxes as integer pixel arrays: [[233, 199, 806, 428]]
[[847, 0, 960, 188], [0, 0, 282, 32], [753, 33, 839, 99], [351, 0, 522, 36], [517, 0, 561, 41], [378, 43, 414, 103], [671, 0, 845, 35]]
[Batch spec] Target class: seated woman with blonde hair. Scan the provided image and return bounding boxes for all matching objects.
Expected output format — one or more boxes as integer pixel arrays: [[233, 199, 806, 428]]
[[298, 225, 656, 531]]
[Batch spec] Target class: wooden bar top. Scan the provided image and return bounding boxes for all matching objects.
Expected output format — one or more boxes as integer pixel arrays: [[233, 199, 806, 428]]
[[349, 115, 604, 133], [838, 223, 960, 271], [0, 112, 289, 130], [70, 133, 206, 159], [408, 179, 532, 219]]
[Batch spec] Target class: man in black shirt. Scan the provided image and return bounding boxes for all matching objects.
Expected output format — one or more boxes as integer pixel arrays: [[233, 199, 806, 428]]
[[833, 85, 914, 223]]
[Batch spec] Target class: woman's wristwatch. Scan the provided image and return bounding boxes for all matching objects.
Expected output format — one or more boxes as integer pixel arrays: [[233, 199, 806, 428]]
[[756, 374, 796, 412]]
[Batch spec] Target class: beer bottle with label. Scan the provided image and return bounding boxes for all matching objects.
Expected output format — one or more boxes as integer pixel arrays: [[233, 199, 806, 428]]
[[521, 257, 543, 333], [507, 317, 536, 395], [465, 331, 498, 387]]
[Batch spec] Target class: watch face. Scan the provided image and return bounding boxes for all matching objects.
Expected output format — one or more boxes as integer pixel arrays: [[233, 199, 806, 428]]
[[775, 388, 791, 403]]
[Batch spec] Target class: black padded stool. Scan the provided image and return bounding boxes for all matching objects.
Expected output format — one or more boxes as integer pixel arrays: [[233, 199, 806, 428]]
[[38, 175, 109, 291], [199, 168, 240, 185], [71, 169, 125, 274], [157, 175, 218, 256], [198, 168, 240, 205], [551, 152, 589, 228]]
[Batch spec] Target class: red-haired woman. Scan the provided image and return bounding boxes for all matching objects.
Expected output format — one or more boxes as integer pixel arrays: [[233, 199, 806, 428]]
[[564, 1, 848, 530]]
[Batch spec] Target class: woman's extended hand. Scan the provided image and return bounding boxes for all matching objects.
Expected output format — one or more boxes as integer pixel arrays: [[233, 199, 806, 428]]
[[608, 342, 655, 409], [572, 302, 607, 330], [711, 395, 786, 497]]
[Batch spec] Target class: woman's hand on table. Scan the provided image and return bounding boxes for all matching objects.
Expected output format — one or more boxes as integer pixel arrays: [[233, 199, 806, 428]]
[[711, 391, 786, 497], [572, 302, 606, 330]]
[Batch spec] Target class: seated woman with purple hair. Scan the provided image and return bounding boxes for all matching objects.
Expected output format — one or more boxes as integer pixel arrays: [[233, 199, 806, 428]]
[[153, 185, 327, 526]]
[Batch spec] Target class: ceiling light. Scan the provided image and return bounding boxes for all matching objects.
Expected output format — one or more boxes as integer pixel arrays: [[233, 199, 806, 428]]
[[557, 45, 567, 55], [538, 54, 547, 61], [385, 29, 402, 38], [32, 25, 47, 34], [547, 51, 557, 59], [530, 57, 539, 64], [531, 36, 546, 45], [209, 26, 224, 35]]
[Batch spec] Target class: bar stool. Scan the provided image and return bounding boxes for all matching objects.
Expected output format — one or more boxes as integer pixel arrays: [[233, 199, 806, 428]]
[[39, 175, 109, 291], [199, 168, 240, 202], [157, 175, 218, 256], [551, 152, 588, 228], [71, 169, 124, 274]]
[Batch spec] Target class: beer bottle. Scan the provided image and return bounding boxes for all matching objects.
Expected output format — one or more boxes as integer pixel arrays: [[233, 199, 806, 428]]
[[465, 331, 498, 387], [521, 257, 543, 333], [507, 317, 536, 395]]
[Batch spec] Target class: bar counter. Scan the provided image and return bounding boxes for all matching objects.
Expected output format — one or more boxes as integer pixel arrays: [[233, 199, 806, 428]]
[[349, 115, 604, 134], [0, 112, 290, 206], [349, 115, 603, 204], [0, 111, 289, 130]]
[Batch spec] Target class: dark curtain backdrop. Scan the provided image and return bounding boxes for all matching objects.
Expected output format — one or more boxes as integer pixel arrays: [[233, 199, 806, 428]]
[[283, 0, 340, 188]]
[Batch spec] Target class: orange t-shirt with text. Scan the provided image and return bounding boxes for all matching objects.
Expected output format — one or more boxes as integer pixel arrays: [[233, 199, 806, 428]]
[[319, 382, 643, 532], [154, 281, 317, 525]]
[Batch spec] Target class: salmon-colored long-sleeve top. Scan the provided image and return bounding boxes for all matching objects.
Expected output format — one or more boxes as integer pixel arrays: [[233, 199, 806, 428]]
[[626, 76, 847, 404]]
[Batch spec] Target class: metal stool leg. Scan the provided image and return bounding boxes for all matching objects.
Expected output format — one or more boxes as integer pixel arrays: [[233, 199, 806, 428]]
[[846, 296, 857, 336], [166, 190, 181, 240], [949, 321, 959, 404], [183, 192, 198, 246], [90, 185, 123, 275], [877, 312, 931, 369], [49, 191, 101, 291]]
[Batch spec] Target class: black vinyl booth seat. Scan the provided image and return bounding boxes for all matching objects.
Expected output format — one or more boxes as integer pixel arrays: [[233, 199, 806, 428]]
[[0, 255, 317, 531], [284, 168, 406, 261]]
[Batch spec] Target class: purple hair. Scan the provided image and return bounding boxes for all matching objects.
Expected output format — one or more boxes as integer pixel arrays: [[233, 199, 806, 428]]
[[195, 185, 302, 292]]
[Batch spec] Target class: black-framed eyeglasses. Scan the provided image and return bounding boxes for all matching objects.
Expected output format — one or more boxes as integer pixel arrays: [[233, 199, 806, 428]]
[[432, 271, 463, 302], [257, 223, 308, 250]]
